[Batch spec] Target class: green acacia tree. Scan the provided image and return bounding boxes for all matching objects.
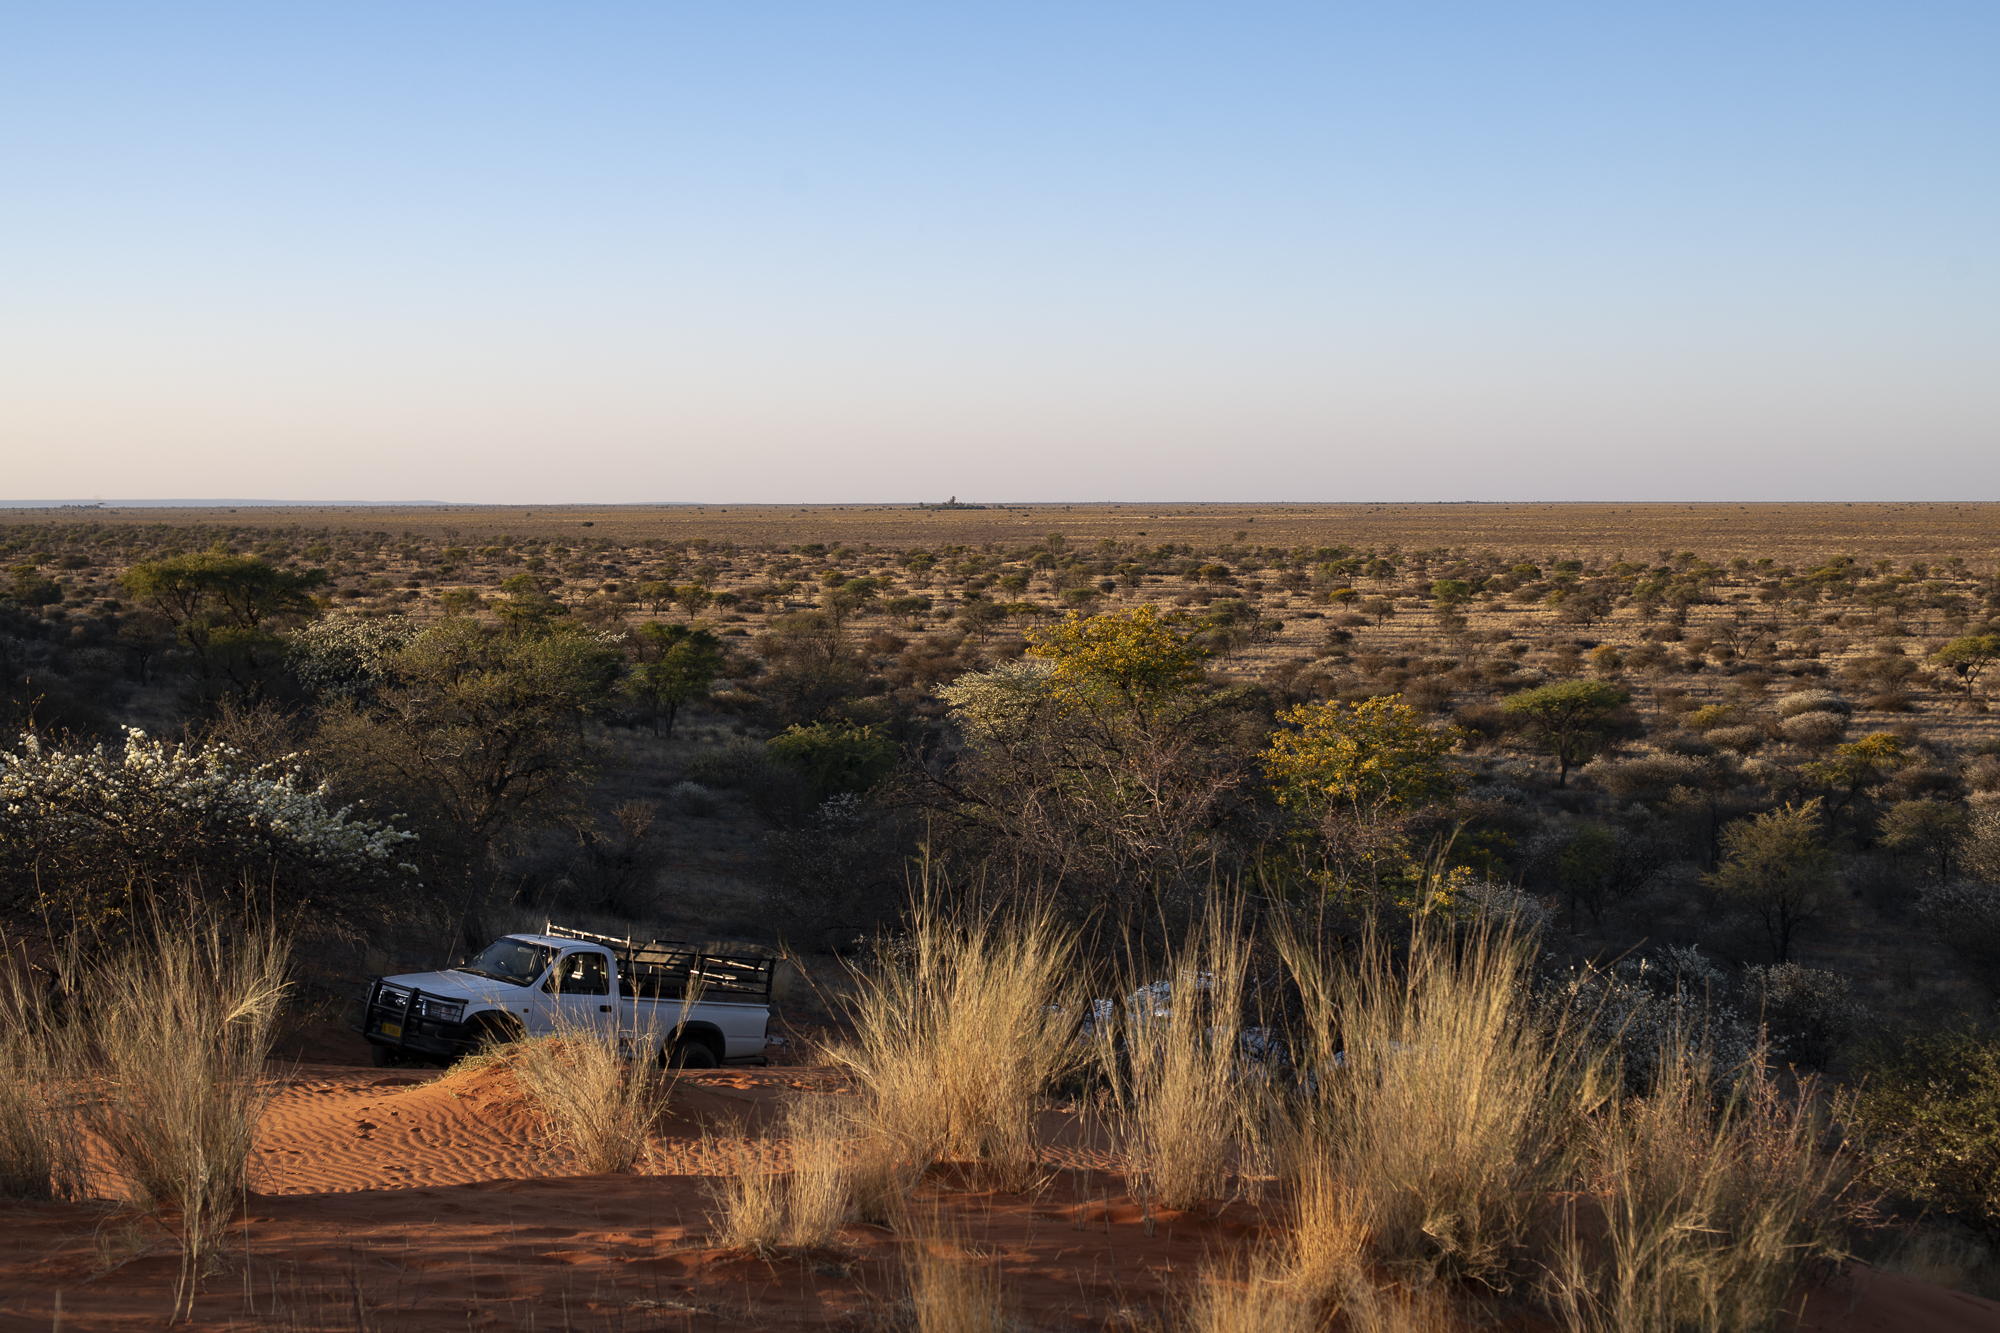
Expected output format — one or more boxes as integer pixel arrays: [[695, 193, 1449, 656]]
[[312, 617, 625, 918], [1932, 634, 2000, 700], [1500, 679, 1631, 787], [627, 622, 726, 737], [1705, 800, 1837, 963], [120, 552, 327, 690]]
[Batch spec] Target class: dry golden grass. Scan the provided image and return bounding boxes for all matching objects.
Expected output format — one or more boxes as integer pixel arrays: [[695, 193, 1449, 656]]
[[79, 922, 290, 1318], [1096, 907, 1262, 1212], [703, 1095, 852, 1252], [1276, 917, 1596, 1293], [828, 895, 1078, 1195], [506, 1027, 666, 1174], [1542, 1040, 1852, 1333], [903, 1234, 1015, 1333], [1182, 1261, 1317, 1333]]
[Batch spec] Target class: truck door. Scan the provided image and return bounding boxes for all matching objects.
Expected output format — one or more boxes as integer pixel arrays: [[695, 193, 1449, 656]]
[[549, 949, 618, 1036]]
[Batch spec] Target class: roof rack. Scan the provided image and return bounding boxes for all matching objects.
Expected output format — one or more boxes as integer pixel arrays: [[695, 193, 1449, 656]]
[[539, 922, 777, 1001]]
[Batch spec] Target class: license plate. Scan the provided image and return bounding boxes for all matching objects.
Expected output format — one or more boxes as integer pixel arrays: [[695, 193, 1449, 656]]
[[379, 1022, 402, 1038]]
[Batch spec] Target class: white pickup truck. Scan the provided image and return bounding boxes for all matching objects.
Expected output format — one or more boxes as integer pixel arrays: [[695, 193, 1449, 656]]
[[355, 924, 776, 1069]]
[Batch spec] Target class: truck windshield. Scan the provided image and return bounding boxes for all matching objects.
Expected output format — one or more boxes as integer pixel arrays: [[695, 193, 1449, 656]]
[[454, 938, 557, 987]]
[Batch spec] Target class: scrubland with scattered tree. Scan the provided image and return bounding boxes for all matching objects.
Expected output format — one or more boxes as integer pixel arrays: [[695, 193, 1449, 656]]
[[4, 501, 2000, 1322]]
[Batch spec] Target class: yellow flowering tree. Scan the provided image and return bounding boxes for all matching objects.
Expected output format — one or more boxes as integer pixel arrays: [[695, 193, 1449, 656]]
[[1264, 695, 1461, 816], [1260, 694, 1464, 907], [1027, 603, 1206, 704]]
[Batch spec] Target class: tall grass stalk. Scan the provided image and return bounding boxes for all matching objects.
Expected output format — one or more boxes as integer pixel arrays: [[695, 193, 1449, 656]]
[[80, 921, 290, 1320], [0, 940, 86, 1201], [830, 896, 1077, 1194], [1097, 906, 1261, 1211], [1277, 917, 1598, 1293], [1542, 1037, 1852, 1333]]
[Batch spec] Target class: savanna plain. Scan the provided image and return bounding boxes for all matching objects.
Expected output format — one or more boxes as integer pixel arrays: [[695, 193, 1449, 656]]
[[5, 501, 2000, 1331]]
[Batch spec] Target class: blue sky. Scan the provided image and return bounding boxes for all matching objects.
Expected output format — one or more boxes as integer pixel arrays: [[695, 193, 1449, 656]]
[[2, 3, 1994, 502]]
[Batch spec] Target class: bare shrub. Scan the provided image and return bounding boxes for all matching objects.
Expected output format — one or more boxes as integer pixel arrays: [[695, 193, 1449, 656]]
[[81, 922, 290, 1317], [1777, 689, 1850, 719], [1706, 725, 1766, 755], [829, 897, 1078, 1194], [1779, 711, 1849, 748]]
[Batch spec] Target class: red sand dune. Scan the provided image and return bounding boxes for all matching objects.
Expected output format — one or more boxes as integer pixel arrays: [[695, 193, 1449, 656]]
[[0, 1047, 1993, 1331]]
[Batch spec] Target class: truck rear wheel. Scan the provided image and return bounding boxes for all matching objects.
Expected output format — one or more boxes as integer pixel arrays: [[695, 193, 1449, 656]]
[[666, 1037, 720, 1069]]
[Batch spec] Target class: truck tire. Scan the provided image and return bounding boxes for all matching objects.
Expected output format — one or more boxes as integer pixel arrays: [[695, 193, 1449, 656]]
[[666, 1037, 720, 1069]]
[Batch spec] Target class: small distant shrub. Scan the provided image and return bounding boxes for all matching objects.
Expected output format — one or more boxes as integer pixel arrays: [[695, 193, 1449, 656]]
[[680, 737, 770, 788], [1779, 711, 1849, 748], [1686, 704, 1739, 729], [1581, 753, 1707, 802], [1706, 724, 1766, 755], [1657, 731, 1716, 757], [1777, 690, 1850, 719], [668, 780, 719, 817], [1865, 691, 1916, 713]]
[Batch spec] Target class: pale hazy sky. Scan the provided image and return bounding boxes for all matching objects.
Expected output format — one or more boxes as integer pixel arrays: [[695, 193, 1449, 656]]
[[3, 3, 1995, 503]]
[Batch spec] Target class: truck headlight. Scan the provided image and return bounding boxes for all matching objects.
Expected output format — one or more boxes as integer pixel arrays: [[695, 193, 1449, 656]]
[[421, 998, 465, 1024]]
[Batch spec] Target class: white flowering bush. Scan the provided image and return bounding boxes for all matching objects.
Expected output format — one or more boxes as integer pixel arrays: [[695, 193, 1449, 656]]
[[1537, 944, 1756, 1093], [0, 728, 417, 926], [286, 614, 422, 700], [935, 658, 1060, 744], [1451, 876, 1554, 934]]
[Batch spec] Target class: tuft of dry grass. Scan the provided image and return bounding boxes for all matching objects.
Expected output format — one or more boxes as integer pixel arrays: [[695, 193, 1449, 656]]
[[1096, 907, 1262, 1212], [905, 1237, 1014, 1333], [1182, 1260, 1316, 1333], [829, 895, 1078, 1195], [1341, 1282, 1461, 1333], [1541, 1038, 1853, 1333], [508, 1026, 666, 1174], [705, 1095, 853, 1252], [1276, 917, 1596, 1294], [79, 921, 290, 1319]]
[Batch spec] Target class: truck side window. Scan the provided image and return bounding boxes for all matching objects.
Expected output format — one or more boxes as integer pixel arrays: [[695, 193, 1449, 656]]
[[559, 951, 610, 996]]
